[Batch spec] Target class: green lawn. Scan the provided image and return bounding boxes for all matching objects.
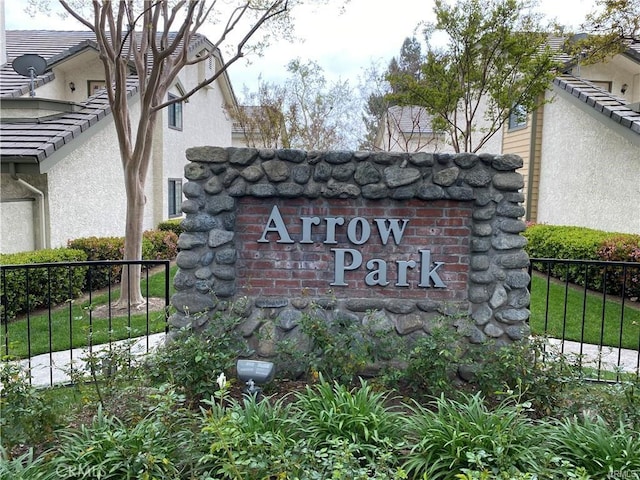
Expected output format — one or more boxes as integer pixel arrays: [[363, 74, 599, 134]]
[[529, 273, 640, 350], [3, 265, 638, 360], [1, 265, 177, 359]]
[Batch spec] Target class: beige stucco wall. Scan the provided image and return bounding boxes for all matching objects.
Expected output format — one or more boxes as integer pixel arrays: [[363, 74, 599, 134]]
[[45, 99, 157, 248], [1, 200, 35, 253], [0, 173, 48, 253], [156, 60, 233, 224], [537, 86, 640, 234]]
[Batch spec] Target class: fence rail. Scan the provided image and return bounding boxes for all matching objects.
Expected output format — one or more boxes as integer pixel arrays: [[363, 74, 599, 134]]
[[528, 258, 640, 382], [1, 260, 170, 387], [1, 258, 638, 386]]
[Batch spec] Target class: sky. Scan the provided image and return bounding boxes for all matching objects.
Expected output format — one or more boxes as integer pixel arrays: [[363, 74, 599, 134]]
[[2, 0, 598, 98]]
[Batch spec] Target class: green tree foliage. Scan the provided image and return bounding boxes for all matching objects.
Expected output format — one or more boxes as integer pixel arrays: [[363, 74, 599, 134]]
[[568, 0, 640, 64], [387, 0, 560, 153]]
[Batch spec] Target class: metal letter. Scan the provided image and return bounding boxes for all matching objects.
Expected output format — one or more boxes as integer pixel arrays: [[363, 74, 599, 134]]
[[330, 248, 362, 286], [257, 205, 294, 243], [374, 218, 409, 245], [300, 216, 321, 244], [365, 259, 389, 286], [324, 217, 345, 244], [396, 259, 417, 287], [418, 249, 447, 288], [347, 217, 371, 245]]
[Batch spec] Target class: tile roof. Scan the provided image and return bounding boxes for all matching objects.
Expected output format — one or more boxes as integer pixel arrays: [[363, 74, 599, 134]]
[[546, 35, 640, 138], [554, 75, 640, 136], [1, 30, 207, 170], [1, 31, 139, 168]]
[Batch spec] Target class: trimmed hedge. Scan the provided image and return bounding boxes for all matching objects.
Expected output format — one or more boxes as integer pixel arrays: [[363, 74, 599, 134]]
[[0, 248, 88, 320], [524, 224, 640, 298], [157, 219, 183, 237], [68, 230, 178, 290], [0, 229, 179, 320]]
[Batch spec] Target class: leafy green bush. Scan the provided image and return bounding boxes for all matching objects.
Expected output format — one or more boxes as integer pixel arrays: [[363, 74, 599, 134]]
[[200, 393, 295, 479], [148, 313, 247, 405], [0, 362, 59, 454], [547, 415, 640, 477], [381, 322, 467, 397], [67, 236, 123, 290], [157, 219, 184, 237], [0, 248, 87, 319], [199, 380, 405, 479], [278, 306, 399, 383], [142, 229, 178, 261], [597, 234, 640, 298], [292, 377, 403, 464], [67, 229, 178, 290], [473, 337, 582, 416], [524, 224, 640, 298], [403, 392, 550, 479], [49, 407, 183, 479]]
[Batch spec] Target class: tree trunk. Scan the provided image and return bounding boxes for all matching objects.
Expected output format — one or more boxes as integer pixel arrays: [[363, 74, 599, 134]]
[[117, 162, 146, 307]]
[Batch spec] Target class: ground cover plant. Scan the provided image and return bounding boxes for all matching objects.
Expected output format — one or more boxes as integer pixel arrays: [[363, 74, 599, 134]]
[[2, 309, 640, 479]]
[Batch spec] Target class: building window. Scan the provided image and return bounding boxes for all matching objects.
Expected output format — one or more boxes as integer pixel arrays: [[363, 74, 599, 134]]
[[168, 93, 183, 130], [88, 80, 107, 96], [168, 178, 182, 217], [508, 104, 527, 130]]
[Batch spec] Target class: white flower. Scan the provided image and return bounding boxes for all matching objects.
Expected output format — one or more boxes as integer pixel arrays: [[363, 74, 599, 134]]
[[216, 372, 226, 391]]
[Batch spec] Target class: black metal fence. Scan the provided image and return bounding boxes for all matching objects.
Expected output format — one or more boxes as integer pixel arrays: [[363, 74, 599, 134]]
[[528, 258, 640, 382], [2, 257, 638, 386], [1, 260, 170, 387]]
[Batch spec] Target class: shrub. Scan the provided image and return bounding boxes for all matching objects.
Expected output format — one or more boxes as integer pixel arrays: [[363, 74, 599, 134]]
[[473, 337, 582, 416], [402, 392, 550, 479], [547, 415, 640, 477], [148, 312, 247, 405], [381, 321, 467, 397], [67, 236, 124, 290], [68, 230, 178, 290], [49, 407, 183, 479], [279, 306, 399, 383], [200, 393, 295, 479], [0, 248, 87, 319], [142, 229, 178, 261], [597, 234, 640, 298], [524, 224, 640, 298], [0, 362, 59, 454], [292, 377, 403, 464], [157, 219, 184, 237]]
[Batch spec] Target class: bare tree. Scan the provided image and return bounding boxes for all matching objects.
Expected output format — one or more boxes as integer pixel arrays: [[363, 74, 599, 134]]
[[231, 81, 289, 148], [232, 59, 362, 150], [378, 105, 444, 153], [43, 0, 323, 307]]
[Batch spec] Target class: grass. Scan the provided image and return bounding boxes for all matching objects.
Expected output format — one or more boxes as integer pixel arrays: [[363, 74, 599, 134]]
[[529, 273, 640, 350], [1, 265, 177, 359]]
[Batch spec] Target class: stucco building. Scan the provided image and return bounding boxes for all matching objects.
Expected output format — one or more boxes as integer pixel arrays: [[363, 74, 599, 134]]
[[0, 29, 237, 253], [503, 38, 640, 234]]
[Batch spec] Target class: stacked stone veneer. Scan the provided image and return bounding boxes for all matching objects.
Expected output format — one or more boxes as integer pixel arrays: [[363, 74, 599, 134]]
[[170, 147, 531, 366]]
